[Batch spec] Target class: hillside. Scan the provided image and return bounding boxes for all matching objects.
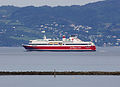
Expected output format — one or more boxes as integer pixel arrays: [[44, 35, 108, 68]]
[[0, 0, 120, 46]]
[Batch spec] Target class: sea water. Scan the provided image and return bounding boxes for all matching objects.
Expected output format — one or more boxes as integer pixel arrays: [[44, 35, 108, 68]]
[[0, 75, 120, 87], [0, 47, 120, 71], [0, 47, 120, 87]]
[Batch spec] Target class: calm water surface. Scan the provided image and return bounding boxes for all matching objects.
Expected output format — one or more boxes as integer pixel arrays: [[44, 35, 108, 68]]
[[0, 47, 120, 87], [0, 75, 120, 87], [0, 47, 120, 71]]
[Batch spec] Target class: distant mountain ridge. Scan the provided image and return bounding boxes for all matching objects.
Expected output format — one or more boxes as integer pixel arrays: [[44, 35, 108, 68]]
[[0, 0, 120, 46]]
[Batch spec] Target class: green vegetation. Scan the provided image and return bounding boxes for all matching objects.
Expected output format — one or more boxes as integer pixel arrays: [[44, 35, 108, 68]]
[[0, 0, 120, 46], [9, 36, 36, 41]]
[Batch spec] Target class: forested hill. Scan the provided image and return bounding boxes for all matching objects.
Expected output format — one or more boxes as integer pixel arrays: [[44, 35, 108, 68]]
[[0, 0, 120, 46]]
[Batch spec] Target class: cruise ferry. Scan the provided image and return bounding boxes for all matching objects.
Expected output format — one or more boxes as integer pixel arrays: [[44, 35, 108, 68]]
[[23, 35, 96, 51]]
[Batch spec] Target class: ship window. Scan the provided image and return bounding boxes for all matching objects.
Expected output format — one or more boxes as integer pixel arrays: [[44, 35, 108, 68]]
[[48, 40, 54, 41], [29, 41, 32, 43], [48, 44, 53, 45], [59, 43, 62, 45], [29, 44, 48, 45], [66, 44, 90, 45], [54, 44, 58, 45]]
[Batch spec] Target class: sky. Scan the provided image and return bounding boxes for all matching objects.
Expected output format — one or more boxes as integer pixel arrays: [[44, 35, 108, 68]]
[[0, 0, 104, 7]]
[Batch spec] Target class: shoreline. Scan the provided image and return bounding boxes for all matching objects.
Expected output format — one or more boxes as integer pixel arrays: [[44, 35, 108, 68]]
[[0, 71, 120, 76]]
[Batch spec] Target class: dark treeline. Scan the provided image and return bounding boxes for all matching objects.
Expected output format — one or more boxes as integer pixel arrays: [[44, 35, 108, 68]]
[[0, 71, 120, 75]]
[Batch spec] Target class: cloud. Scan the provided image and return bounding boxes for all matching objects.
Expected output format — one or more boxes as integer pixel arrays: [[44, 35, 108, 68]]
[[0, 0, 104, 7]]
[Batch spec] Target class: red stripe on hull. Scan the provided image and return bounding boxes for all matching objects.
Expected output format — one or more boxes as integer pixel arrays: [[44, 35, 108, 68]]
[[23, 45, 96, 51]]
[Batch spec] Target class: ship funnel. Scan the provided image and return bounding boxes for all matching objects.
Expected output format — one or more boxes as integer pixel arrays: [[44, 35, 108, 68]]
[[62, 35, 66, 41]]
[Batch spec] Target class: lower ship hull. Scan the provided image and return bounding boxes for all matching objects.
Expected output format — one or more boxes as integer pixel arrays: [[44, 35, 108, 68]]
[[23, 45, 96, 52]]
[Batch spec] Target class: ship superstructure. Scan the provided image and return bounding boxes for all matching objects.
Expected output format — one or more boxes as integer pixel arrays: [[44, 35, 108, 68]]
[[23, 35, 96, 51]]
